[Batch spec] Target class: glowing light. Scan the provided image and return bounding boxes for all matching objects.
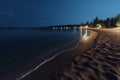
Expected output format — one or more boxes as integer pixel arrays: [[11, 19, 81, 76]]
[[53, 27, 55, 29], [82, 36, 89, 41], [82, 29, 88, 38], [116, 22, 120, 27], [66, 27, 69, 29], [80, 26, 83, 37], [80, 26, 88, 37], [85, 25, 88, 28], [97, 24, 102, 29], [113, 27, 120, 30], [79, 25, 90, 41]]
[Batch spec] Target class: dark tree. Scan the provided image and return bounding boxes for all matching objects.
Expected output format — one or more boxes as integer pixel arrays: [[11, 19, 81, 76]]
[[104, 18, 111, 28], [93, 17, 99, 24], [80, 23, 84, 26], [110, 18, 117, 27], [85, 21, 89, 25]]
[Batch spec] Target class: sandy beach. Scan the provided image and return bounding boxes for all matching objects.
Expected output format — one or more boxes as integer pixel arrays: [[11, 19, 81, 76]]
[[57, 29, 120, 80], [21, 28, 120, 80]]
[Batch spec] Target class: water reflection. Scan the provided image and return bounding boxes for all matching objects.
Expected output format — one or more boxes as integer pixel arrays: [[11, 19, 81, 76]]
[[80, 26, 89, 37]]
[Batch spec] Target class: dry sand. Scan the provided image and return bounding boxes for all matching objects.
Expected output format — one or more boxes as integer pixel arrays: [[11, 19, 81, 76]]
[[58, 29, 120, 80], [22, 29, 120, 80]]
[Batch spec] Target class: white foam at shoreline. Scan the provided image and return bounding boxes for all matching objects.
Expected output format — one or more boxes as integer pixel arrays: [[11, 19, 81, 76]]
[[16, 38, 80, 80]]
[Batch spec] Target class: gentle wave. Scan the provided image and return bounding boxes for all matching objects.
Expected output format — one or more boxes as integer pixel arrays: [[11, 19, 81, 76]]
[[16, 37, 80, 80]]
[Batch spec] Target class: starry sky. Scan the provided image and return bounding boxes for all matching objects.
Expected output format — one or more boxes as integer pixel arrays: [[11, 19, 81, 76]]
[[0, 0, 120, 27]]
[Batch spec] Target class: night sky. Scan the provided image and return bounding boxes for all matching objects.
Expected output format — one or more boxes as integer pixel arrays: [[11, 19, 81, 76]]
[[0, 0, 120, 27]]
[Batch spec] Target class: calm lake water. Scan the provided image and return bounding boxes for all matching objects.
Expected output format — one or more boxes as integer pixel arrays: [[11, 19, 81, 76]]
[[0, 29, 86, 80]]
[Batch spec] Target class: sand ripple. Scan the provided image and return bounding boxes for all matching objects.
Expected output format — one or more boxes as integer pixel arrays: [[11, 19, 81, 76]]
[[56, 30, 120, 80]]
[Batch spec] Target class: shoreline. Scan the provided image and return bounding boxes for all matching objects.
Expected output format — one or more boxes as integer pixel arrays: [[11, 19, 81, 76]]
[[58, 29, 120, 80], [16, 38, 80, 80], [0, 32, 80, 80], [21, 30, 98, 80]]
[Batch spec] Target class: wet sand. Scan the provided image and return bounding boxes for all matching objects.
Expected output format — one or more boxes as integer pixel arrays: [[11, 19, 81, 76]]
[[21, 30, 97, 80], [22, 29, 120, 80], [58, 29, 120, 80]]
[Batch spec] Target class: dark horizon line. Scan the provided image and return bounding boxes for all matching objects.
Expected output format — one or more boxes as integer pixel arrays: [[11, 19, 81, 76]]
[[0, 24, 80, 28]]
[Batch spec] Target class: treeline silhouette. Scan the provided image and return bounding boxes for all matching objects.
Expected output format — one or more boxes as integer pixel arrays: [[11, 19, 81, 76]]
[[80, 14, 120, 28], [0, 14, 120, 29]]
